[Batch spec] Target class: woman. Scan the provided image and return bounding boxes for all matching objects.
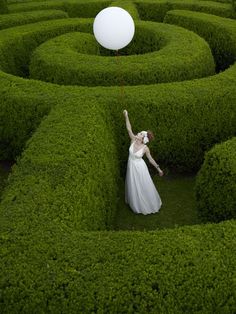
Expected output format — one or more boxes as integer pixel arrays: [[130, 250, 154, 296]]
[[123, 109, 163, 215]]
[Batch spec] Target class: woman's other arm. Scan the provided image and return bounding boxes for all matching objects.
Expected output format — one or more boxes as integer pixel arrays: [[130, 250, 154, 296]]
[[145, 146, 164, 176]]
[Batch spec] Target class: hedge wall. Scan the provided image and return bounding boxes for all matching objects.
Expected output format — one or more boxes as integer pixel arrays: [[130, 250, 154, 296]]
[[0, 18, 94, 76], [195, 137, 236, 223], [110, 0, 140, 20], [0, 219, 235, 313], [63, 0, 111, 18], [0, 92, 120, 232], [164, 9, 236, 71], [135, 0, 170, 22], [0, 9, 69, 30], [8, 0, 111, 16], [134, 0, 235, 21], [8, 0, 66, 13], [0, 0, 8, 14], [168, 0, 235, 18]]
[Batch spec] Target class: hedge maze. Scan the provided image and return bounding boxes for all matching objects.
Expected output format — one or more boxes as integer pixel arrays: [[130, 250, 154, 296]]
[[0, 0, 235, 312]]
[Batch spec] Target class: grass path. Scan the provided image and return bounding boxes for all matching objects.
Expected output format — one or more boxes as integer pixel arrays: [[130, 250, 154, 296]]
[[112, 170, 202, 231]]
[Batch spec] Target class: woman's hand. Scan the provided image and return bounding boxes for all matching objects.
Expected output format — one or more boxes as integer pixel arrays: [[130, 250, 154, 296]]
[[158, 169, 164, 176], [123, 110, 128, 117]]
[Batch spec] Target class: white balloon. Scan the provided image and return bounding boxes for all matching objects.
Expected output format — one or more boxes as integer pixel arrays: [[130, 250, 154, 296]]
[[93, 7, 135, 50]]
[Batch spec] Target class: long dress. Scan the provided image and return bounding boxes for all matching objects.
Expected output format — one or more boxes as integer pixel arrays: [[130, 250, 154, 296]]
[[125, 141, 162, 215]]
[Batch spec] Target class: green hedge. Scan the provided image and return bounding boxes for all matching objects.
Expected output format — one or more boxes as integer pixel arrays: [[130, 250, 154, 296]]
[[109, 0, 140, 20], [113, 69, 236, 174], [0, 93, 120, 232], [199, 0, 232, 3], [0, 10, 69, 30], [194, 137, 236, 223], [8, 0, 111, 16], [164, 9, 236, 71], [0, 18, 235, 171], [1, 67, 236, 173], [0, 73, 65, 160], [29, 20, 215, 86], [8, 0, 55, 2], [135, 0, 235, 22], [232, 0, 236, 12], [0, 18, 93, 76], [8, 0, 65, 13], [0, 0, 8, 14], [169, 0, 235, 18], [64, 0, 111, 18], [135, 0, 170, 22], [0, 219, 235, 312], [8, 0, 58, 3]]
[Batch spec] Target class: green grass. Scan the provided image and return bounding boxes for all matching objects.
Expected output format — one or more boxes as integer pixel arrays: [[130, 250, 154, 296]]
[[112, 168, 202, 231]]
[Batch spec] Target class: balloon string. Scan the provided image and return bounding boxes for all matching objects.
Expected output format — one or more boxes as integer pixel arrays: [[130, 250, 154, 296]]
[[115, 49, 125, 107]]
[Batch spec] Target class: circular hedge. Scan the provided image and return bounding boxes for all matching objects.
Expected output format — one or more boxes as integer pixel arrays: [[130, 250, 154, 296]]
[[29, 21, 215, 86], [195, 137, 236, 222]]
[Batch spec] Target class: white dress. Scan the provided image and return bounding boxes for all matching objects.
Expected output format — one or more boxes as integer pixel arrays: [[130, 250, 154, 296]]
[[125, 141, 162, 215]]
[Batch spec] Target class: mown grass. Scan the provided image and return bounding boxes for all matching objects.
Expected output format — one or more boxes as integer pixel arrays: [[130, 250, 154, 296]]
[[112, 167, 202, 231]]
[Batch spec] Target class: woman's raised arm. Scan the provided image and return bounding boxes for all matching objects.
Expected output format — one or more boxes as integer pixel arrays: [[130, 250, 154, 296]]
[[123, 110, 136, 141]]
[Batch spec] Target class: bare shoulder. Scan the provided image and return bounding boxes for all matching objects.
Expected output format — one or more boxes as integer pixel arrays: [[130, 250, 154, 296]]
[[144, 145, 150, 154]]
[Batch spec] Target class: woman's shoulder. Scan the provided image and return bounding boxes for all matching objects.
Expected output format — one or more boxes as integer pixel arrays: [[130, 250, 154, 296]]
[[144, 145, 149, 152]]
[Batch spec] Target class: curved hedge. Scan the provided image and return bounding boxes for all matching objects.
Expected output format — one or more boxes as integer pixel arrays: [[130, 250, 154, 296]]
[[0, 9, 69, 30], [201, 0, 232, 3], [8, 0, 66, 13], [0, 220, 235, 313], [168, 0, 235, 18], [8, 0, 111, 16], [164, 9, 236, 71], [29, 20, 215, 86], [110, 0, 140, 20], [195, 137, 236, 223], [0, 93, 120, 232], [135, 0, 235, 22], [0, 18, 97, 76]]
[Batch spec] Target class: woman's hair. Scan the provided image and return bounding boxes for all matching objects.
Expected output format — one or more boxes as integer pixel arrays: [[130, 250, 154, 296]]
[[147, 130, 154, 142]]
